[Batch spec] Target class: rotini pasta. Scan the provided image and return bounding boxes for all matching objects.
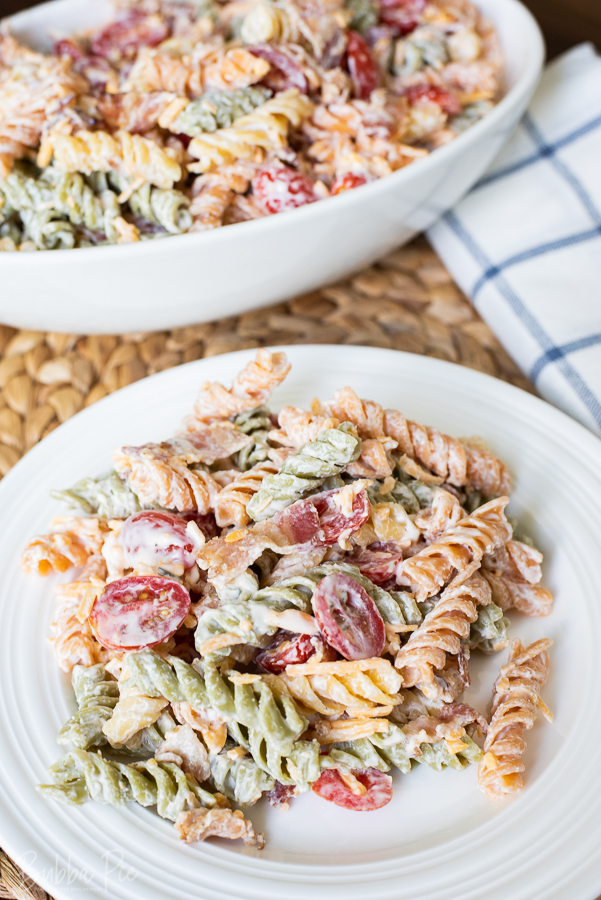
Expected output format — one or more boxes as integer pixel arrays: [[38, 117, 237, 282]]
[[52, 556, 108, 673], [395, 572, 491, 701], [210, 747, 275, 806], [481, 539, 553, 617], [398, 496, 512, 600], [478, 638, 552, 799], [20, 517, 109, 576], [51, 470, 142, 518], [246, 425, 361, 521], [26, 349, 555, 844], [188, 349, 291, 423], [233, 406, 272, 470], [38, 129, 182, 190], [58, 664, 119, 750], [214, 459, 279, 527], [0, 0, 501, 250], [39, 750, 219, 818], [322, 387, 511, 497], [113, 439, 222, 512], [171, 86, 272, 136], [187, 89, 314, 173]]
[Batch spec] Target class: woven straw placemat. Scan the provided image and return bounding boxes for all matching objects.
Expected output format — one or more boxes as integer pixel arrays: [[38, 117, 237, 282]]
[[0, 236, 534, 900], [0, 236, 531, 482]]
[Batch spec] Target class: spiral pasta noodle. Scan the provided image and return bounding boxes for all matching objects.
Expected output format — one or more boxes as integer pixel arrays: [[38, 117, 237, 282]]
[[20, 517, 109, 576], [52, 555, 107, 673], [478, 638, 552, 799], [171, 87, 272, 137], [113, 439, 222, 512], [210, 749, 275, 806], [482, 539, 553, 617], [395, 572, 491, 701], [189, 349, 291, 423], [38, 130, 182, 190], [58, 664, 119, 750], [322, 387, 511, 497], [188, 89, 314, 173], [246, 425, 361, 521], [233, 406, 272, 470], [398, 496, 512, 600], [214, 459, 279, 527], [39, 750, 219, 818], [326, 712, 482, 776]]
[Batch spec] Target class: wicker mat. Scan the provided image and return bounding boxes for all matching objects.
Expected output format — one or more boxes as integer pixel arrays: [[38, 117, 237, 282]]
[[0, 235, 533, 900]]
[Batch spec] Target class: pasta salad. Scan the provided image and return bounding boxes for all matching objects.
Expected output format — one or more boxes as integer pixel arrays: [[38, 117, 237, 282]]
[[23, 350, 553, 849], [0, 0, 501, 250]]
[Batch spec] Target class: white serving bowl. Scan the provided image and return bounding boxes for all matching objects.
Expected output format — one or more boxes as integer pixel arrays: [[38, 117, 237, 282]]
[[3, 0, 544, 334]]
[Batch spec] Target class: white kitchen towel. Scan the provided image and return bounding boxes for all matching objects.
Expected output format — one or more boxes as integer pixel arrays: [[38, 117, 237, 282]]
[[428, 43, 601, 434]]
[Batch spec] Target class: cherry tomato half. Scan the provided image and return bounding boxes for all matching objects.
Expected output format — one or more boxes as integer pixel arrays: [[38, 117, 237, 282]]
[[312, 768, 393, 810], [121, 510, 198, 570], [89, 575, 190, 651], [346, 31, 379, 100], [252, 167, 318, 215], [312, 573, 385, 659]]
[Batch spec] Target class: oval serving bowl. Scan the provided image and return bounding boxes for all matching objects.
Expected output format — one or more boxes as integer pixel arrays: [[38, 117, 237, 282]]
[[1, 0, 544, 334]]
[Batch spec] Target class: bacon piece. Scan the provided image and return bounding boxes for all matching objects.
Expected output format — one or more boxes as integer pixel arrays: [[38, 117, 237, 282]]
[[175, 808, 264, 848], [266, 781, 297, 809], [344, 542, 403, 586], [439, 702, 488, 734], [181, 421, 253, 463], [196, 499, 321, 587]]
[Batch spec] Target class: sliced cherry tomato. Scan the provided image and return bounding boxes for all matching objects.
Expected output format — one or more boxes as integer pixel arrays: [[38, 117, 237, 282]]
[[331, 173, 368, 195], [252, 167, 318, 215], [310, 488, 370, 545], [346, 31, 379, 100], [121, 511, 199, 570], [312, 573, 385, 659], [312, 768, 393, 810], [404, 83, 462, 116], [92, 10, 169, 59], [345, 541, 404, 585], [246, 44, 309, 93], [379, 0, 426, 36], [89, 575, 190, 651], [256, 630, 336, 674]]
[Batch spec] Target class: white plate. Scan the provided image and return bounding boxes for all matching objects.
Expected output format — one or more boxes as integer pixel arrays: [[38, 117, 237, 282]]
[[1, 0, 543, 333], [0, 345, 600, 900]]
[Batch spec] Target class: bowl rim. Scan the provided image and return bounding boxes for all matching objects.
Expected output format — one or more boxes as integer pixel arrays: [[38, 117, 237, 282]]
[[0, 0, 545, 267]]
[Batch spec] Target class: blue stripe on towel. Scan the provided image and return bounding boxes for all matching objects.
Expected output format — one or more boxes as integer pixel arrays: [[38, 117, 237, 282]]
[[476, 113, 601, 188], [531, 334, 601, 380], [443, 211, 601, 428]]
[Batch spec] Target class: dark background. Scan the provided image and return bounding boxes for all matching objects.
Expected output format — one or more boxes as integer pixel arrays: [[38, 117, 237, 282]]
[[1, 0, 600, 58]]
